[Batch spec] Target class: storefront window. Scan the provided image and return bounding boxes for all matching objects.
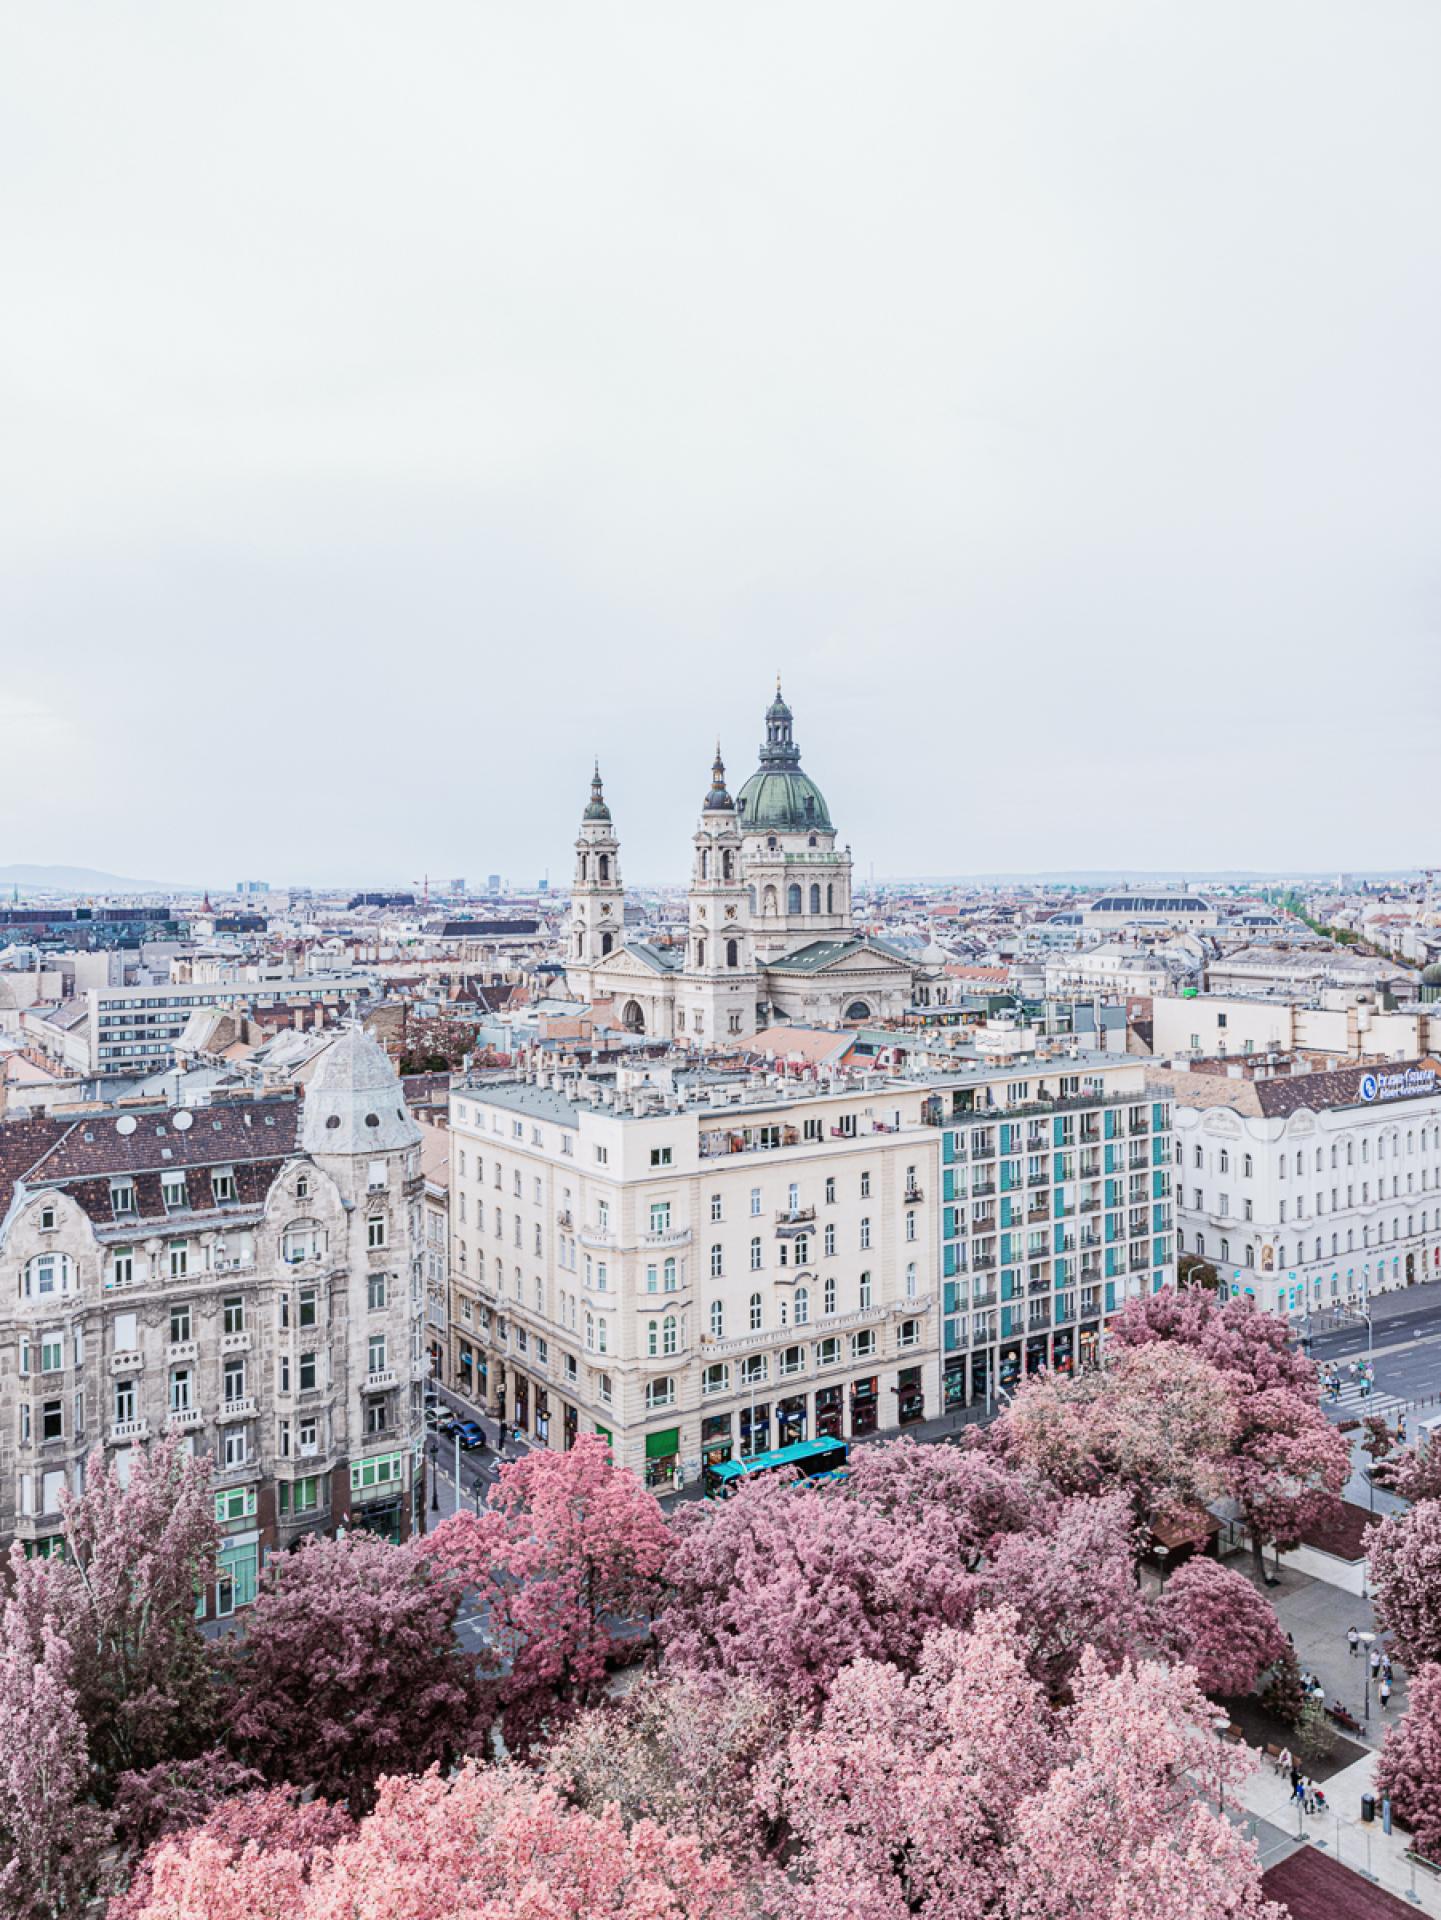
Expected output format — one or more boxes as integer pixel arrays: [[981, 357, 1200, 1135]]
[[701, 1412, 732, 1465], [849, 1376, 878, 1438], [943, 1358, 967, 1408], [739, 1403, 771, 1457], [777, 1396, 807, 1445], [897, 1365, 924, 1426], [816, 1385, 843, 1438]]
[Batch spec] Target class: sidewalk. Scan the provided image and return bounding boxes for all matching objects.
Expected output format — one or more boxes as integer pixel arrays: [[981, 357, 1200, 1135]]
[[1235, 1745, 1441, 1913]]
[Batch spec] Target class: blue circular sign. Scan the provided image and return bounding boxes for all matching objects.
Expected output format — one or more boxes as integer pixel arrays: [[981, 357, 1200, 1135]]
[[1359, 1073, 1379, 1102]]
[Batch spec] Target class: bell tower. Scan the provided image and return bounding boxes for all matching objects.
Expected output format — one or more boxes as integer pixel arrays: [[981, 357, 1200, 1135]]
[[567, 764, 625, 988], [676, 747, 757, 1046]]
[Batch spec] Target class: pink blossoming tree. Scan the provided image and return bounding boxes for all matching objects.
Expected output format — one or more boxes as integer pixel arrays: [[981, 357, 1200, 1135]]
[[1370, 1500, 1441, 1670], [427, 1434, 671, 1753], [0, 1569, 110, 1919], [221, 1529, 486, 1809], [1157, 1557, 1287, 1698], [110, 1786, 355, 1920], [1376, 1662, 1441, 1862], [113, 1762, 754, 1920], [1109, 1288, 1348, 1582]]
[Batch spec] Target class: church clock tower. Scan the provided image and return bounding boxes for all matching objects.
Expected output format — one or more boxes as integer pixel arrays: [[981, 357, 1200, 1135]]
[[676, 748, 757, 1046], [567, 765, 625, 989]]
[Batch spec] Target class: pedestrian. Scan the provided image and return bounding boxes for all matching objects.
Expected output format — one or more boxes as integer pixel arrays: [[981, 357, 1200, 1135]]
[[1380, 1678, 1392, 1710], [1397, 1414, 1408, 1444], [496, 1420, 508, 1454], [1348, 1625, 1360, 1657], [672, 1462, 684, 1494], [1303, 1775, 1318, 1815], [1383, 1654, 1394, 1683], [1276, 1744, 1293, 1779], [1292, 1774, 1306, 1808], [1370, 1646, 1382, 1682]]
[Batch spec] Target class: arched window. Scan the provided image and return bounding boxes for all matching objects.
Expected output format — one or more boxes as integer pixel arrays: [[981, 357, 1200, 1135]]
[[598, 854, 610, 882], [750, 1236, 762, 1270], [809, 884, 821, 914], [722, 851, 734, 879], [647, 1320, 659, 1357], [905, 1261, 917, 1298], [710, 1243, 723, 1277], [859, 1270, 872, 1308], [282, 1220, 325, 1265], [787, 883, 802, 915], [726, 939, 739, 968], [701, 849, 709, 878], [696, 938, 706, 968], [824, 1276, 836, 1315], [709, 1299, 724, 1338], [845, 1001, 871, 1021], [749, 1291, 763, 1331], [575, 931, 584, 957], [794, 1285, 809, 1324], [826, 884, 834, 913], [579, 853, 588, 880], [23, 1253, 71, 1298], [662, 1314, 678, 1356], [663, 1257, 677, 1291], [600, 931, 614, 955], [767, 835, 778, 850]]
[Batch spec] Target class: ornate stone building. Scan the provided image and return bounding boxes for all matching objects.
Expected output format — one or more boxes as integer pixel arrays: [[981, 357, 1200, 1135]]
[[0, 1026, 426, 1608], [566, 684, 923, 1040]]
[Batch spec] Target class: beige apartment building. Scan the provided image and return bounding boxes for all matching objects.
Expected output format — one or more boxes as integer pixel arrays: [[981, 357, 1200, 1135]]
[[447, 1063, 941, 1485], [0, 1028, 428, 1607]]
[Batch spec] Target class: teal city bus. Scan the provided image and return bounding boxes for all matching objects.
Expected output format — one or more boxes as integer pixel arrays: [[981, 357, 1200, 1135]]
[[702, 1434, 849, 1500]]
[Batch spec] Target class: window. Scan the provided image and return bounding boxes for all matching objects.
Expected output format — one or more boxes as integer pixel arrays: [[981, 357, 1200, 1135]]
[[860, 1170, 871, 1198], [112, 1377, 136, 1424], [169, 1370, 192, 1413], [780, 1345, 804, 1377], [298, 1352, 317, 1392], [749, 1291, 763, 1331], [859, 1270, 872, 1309], [1219, 1150, 1230, 1174], [905, 1211, 917, 1242], [852, 1329, 876, 1360], [647, 1319, 660, 1358], [823, 1223, 835, 1256], [794, 1285, 809, 1323], [704, 1362, 729, 1394], [367, 1333, 387, 1374], [859, 1217, 871, 1250], [42, 1401, 64, 1442], [283, 1220, 323, 1264], [40, 1335, 63, 1374], [710, 1243, 723, 1278], [740, 1354, 767, 1386], [898, 1318, 920, 1349], [168, 1241, 188, 1279], [1243, 1154, 1253, 1178], [824, 1276, 836, 1315], [367, 1216, 387, 1250], [750, 1188, 762, 1216], [161, 1173, 188, 1211], [646, 1378, 675, 1411], [367, 1273, 387, 1311], [222, 1295, 244, 1335], [170, 1303, 192, 1344], [709, 1299, 724, 1338], [662, 1314, 678, 1356], [111, 1179, 136, 1216], [110, 1247, 134, 1288], [750, 1236, 763, 1270], [905, 1260, 917, 1298], [650, 1147, 673, 1167], [212, 1169, 236, 1203], [817, 1336, 840, 1367], [222, 1428, 248, 1471], [298, 1287, 318, 1329], [223, 1356, 246, 1402], [25, 1254, 68, 1298]]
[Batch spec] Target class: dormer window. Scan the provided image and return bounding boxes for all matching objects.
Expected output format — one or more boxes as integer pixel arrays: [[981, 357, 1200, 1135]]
[[161, 1173, 188, 1212], [39, 1205, 56, 1231], [211, 1168, 236, 1204], [296, 1174, 310, 1200], [110, 1179, 136, 1217]]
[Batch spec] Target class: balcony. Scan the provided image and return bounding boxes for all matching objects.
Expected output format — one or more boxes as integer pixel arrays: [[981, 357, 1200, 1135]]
[[365, 1368, 399, 1391], [972, 1177, 996, 1198], [774, 1206, 817, 1232], [904, 1185, 924, 1204], [167, 1339, 199, 1364], [578, 1226, 617, 1251], [642, 1226, 692, 1248], [166, 1408, 204, 1433], [108, 1419, 149, 1443], [220, 1330, 251, 1354], [556, 1209, 573, 1229], [1026, 1201, 1051, 1223], [217, 1396, 257, 1422], [109, 1349, 143, 1375]]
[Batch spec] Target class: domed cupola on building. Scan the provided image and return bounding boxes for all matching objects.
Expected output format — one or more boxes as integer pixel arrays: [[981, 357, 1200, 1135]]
[[735, 680, 834, 835]]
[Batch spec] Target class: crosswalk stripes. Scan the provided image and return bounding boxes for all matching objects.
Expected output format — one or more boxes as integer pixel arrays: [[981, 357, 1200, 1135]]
[[1326, 1380, 1408, 1421]]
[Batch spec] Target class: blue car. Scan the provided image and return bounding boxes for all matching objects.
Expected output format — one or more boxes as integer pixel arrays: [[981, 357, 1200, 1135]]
[[451, 1419, 486, 1450]]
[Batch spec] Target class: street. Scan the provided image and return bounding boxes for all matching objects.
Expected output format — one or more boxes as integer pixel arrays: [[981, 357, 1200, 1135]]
[[1305, 1276, 1441, 1418]]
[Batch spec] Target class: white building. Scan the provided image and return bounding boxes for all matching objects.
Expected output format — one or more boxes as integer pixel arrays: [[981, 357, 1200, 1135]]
[[1156, 1056, 1441, 1320], [447, 1063, 940, 1485]]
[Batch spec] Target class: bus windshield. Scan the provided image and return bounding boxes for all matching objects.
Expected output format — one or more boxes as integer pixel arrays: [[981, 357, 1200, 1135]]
[[702, 1435, 849, 1499]]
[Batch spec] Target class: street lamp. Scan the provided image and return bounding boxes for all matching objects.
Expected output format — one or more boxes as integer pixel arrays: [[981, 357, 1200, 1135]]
[[429, 1437, 439, 1513], [1359, 1631, 1376, 1722]]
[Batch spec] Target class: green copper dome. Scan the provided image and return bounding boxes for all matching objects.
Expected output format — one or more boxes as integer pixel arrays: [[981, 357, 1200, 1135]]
[[735, 681, 833, 833]]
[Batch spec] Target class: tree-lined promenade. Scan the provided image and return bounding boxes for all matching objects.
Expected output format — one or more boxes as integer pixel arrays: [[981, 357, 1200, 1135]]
[[10, 1288, 1424, 1920]]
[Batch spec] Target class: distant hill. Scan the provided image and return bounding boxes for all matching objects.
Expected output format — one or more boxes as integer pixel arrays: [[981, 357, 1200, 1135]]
[[0, 863, 191, 894]]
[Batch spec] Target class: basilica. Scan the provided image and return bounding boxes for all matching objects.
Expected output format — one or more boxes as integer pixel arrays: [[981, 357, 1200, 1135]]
[[565, 684, 925, 1042]]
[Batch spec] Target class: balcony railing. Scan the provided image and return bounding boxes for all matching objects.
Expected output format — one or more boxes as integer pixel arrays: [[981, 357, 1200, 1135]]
[[365, 1368, 399, 1391], [642, 1227, 692, 1248], [167, 1339, 199, 1363], [108, 1418, 149, 1443], [166, 1408, 204, 1432], [109, 1350, 143, 1374], [904, 1185, 924, 1204], [220, 1330, 251, 1354], [217, 1396, 257, 1422], [775, 1205, 817, 1227]]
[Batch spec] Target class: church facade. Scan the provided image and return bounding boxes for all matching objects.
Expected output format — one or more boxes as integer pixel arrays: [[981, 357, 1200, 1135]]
[[566, 685, 923, 1041]]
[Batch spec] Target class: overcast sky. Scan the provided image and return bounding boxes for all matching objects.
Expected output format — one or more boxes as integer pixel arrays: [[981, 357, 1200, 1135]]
[[2, 3, 1438, 890]]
